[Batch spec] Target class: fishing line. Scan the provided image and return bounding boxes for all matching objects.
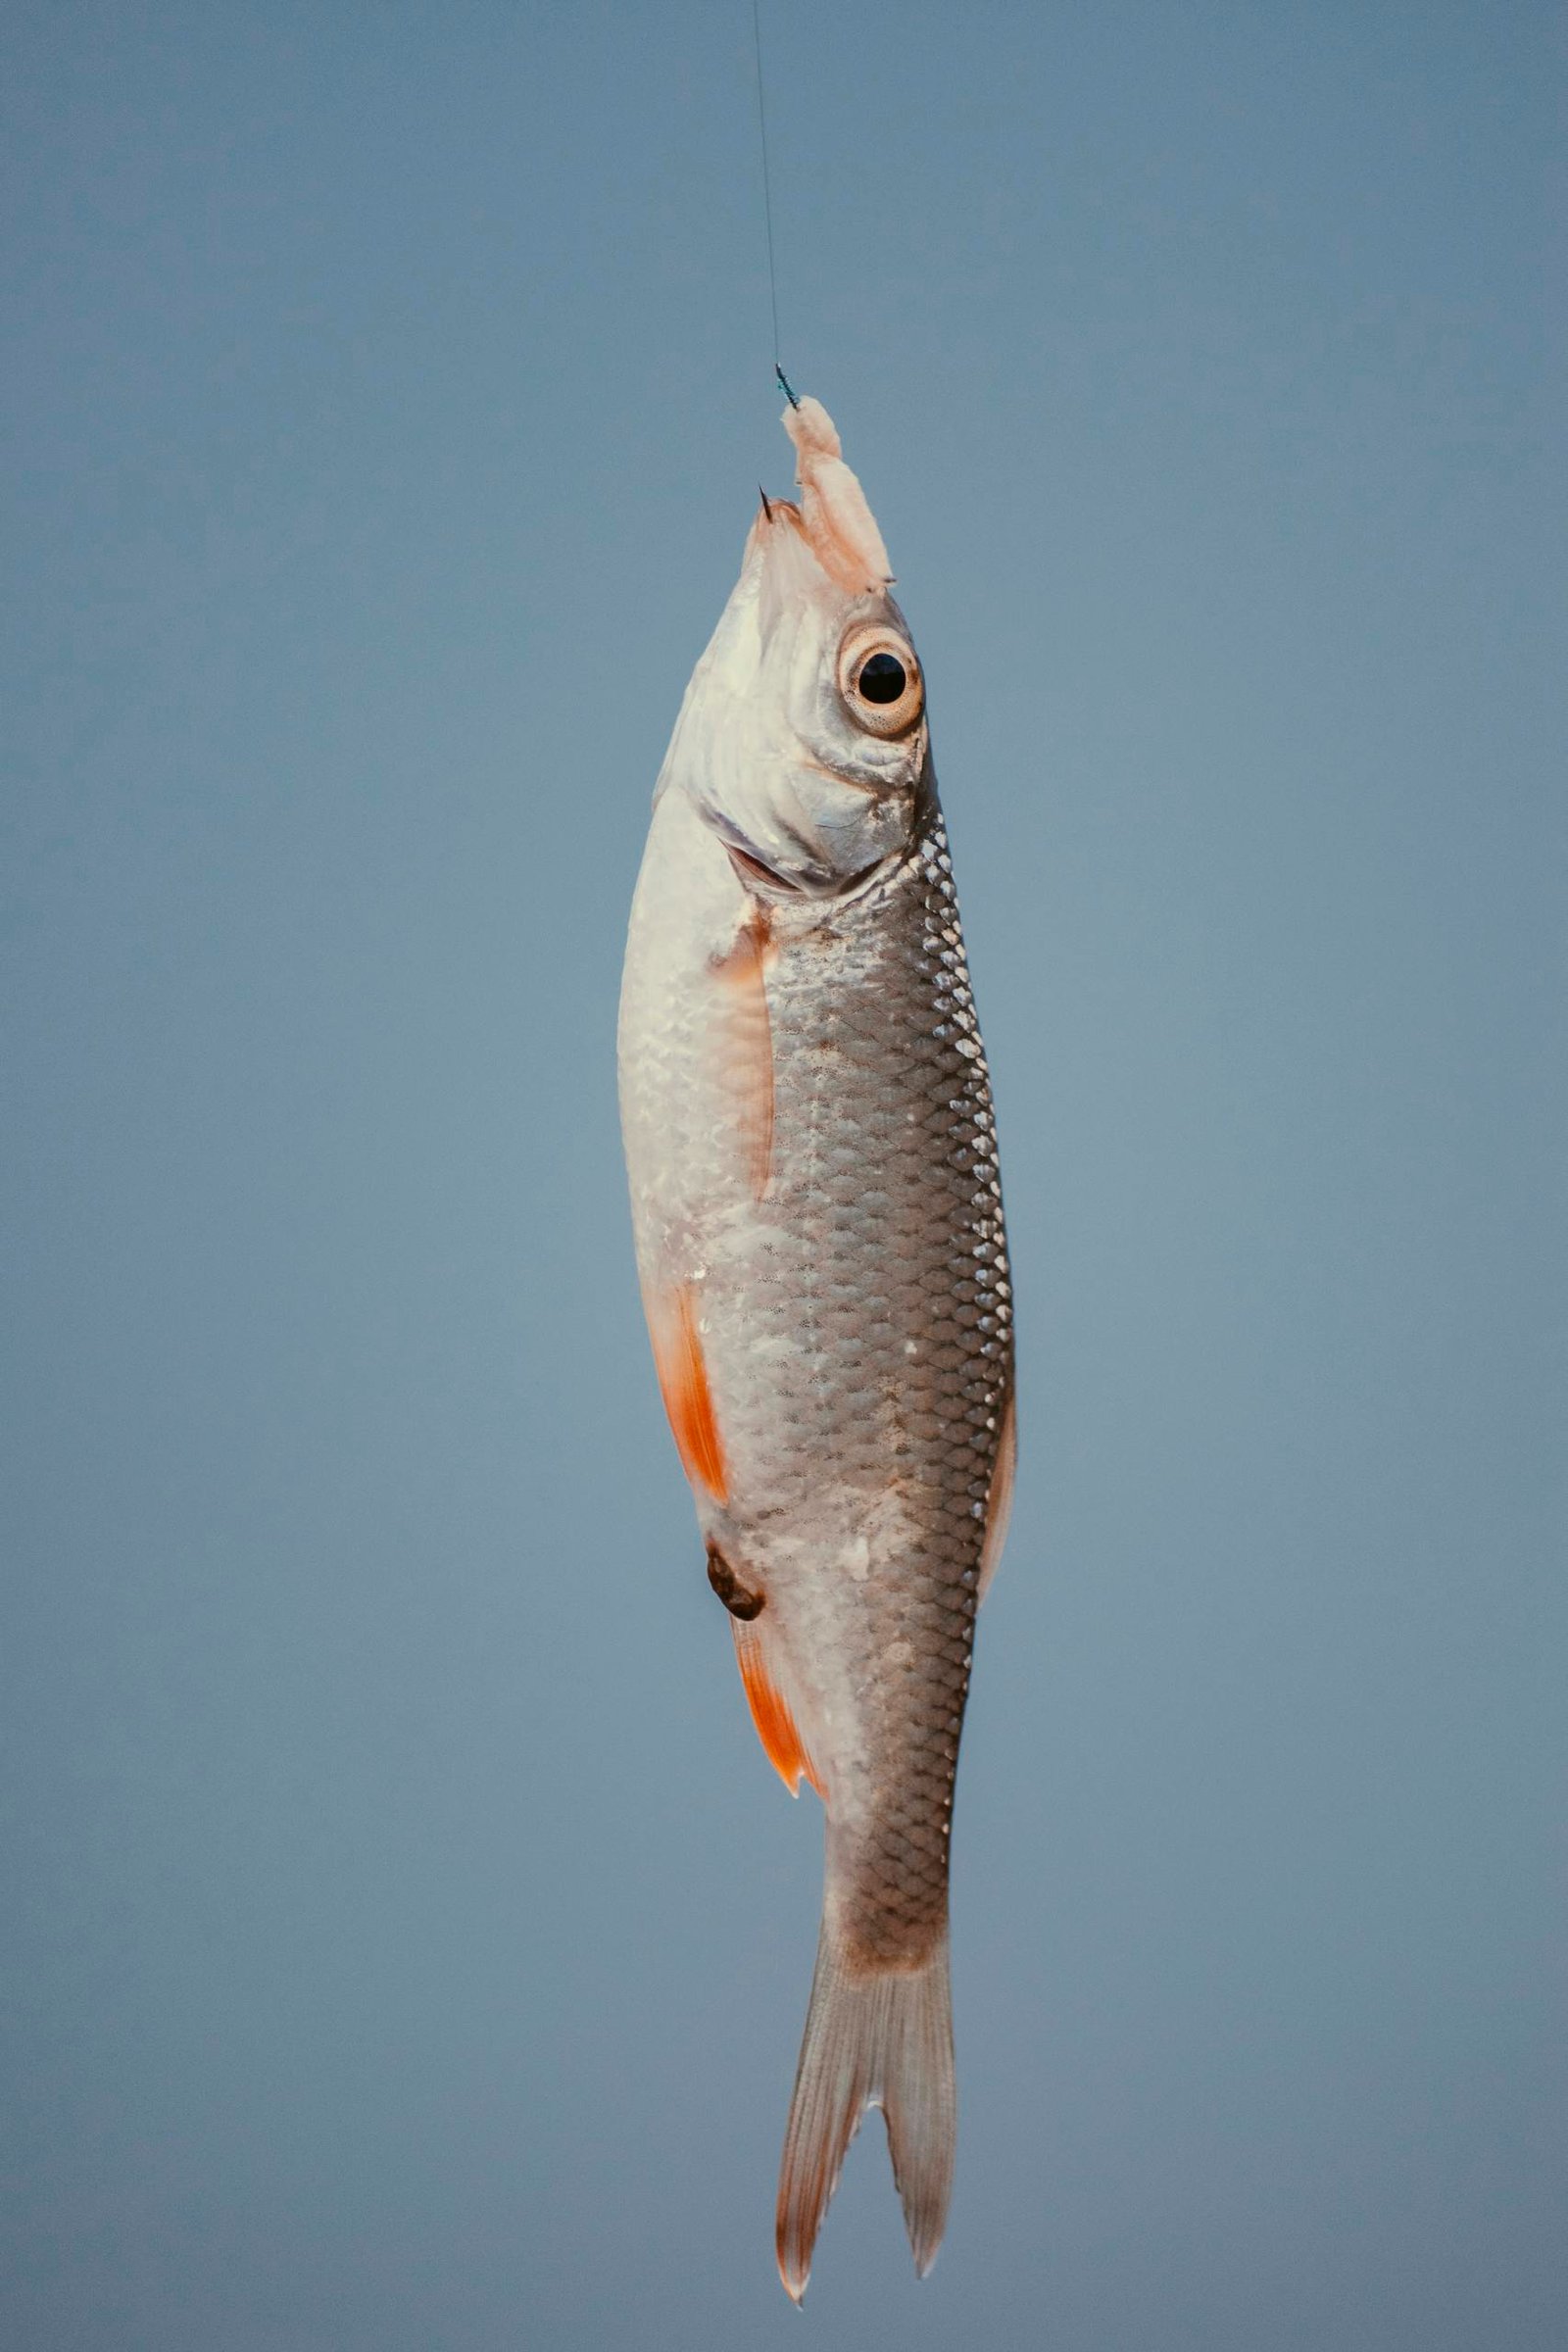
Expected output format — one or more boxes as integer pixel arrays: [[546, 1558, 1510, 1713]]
[[750, 0, 798, 405]]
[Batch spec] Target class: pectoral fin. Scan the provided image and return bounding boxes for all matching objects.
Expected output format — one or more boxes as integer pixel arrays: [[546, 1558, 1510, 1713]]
[[710, 909, 775, 1200]]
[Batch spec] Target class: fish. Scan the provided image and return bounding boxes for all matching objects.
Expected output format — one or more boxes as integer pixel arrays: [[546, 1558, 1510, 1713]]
[[617, 393, 1015, 2298]]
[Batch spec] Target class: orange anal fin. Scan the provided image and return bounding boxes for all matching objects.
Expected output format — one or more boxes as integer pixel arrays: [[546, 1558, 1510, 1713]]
[[649, 1283, 728, 1504], [976, 1389, 1016, 1606], [733, 1621, 821, 1799], [710, 910, 774, 1200]]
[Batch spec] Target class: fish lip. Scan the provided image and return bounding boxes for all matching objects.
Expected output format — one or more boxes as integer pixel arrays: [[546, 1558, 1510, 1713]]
[[749, 494, 805, 549]]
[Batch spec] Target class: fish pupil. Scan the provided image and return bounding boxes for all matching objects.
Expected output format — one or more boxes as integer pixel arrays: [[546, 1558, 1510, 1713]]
[[858, 652, 906, 704]]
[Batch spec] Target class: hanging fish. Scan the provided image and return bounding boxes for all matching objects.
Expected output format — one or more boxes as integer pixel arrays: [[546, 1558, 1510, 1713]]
[[617, 394, 1015, 2297]]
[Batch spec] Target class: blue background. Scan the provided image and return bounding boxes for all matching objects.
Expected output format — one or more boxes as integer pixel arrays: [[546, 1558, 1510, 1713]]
[[4, 4, 1563, 2343]]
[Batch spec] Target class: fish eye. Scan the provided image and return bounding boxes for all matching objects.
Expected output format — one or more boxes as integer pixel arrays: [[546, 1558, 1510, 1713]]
[[837, 626, 924, 738], [858, 652, 906, 703]]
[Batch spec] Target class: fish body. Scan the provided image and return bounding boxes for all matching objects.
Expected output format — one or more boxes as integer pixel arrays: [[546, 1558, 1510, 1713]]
[[617, 397, 1014, 2296]]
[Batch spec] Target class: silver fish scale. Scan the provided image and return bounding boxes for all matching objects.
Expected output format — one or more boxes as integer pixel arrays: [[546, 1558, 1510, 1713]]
[[731, 805, 1013, 1970]]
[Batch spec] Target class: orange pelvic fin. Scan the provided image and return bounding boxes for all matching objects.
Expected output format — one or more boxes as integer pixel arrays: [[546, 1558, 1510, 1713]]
[[710, 906, 775, 1200], [976, 1388, 1016, 1606], [733, 1620, 821, 1799], [650, 1283, 728, 1504]]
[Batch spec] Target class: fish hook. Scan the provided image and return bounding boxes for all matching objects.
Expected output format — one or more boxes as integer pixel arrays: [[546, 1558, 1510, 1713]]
[[776, 364, 801, 410]]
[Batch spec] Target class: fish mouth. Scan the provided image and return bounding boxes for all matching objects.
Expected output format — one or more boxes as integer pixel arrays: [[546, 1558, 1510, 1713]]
[[786, 395, 895, 593], [747, 494, 858, 702], [748, 491, 821, 602], [751, 394, 896, 600]]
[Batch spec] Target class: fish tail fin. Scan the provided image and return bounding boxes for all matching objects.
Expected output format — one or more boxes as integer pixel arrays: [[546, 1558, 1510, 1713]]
[[774, 1918, 955, 2302]]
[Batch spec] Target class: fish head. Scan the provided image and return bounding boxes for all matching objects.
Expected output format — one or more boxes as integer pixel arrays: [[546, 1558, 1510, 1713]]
[[660, 397, 932, 895]]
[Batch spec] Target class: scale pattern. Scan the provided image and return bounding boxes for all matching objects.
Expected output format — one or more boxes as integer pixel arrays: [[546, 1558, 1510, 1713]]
[[711, 803, 1014, 1969]]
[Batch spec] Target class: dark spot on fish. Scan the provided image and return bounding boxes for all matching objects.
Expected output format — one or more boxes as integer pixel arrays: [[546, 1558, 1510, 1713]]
[[706, 1542, 764, 1620]]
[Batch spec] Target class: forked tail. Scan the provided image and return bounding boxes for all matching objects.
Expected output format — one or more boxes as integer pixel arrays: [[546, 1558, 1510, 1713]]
[[774, 1919, 955, 2300]]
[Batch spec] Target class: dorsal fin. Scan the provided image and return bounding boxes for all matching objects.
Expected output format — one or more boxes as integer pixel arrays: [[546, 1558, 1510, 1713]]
[[976, 1390, 1016, 1605]]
